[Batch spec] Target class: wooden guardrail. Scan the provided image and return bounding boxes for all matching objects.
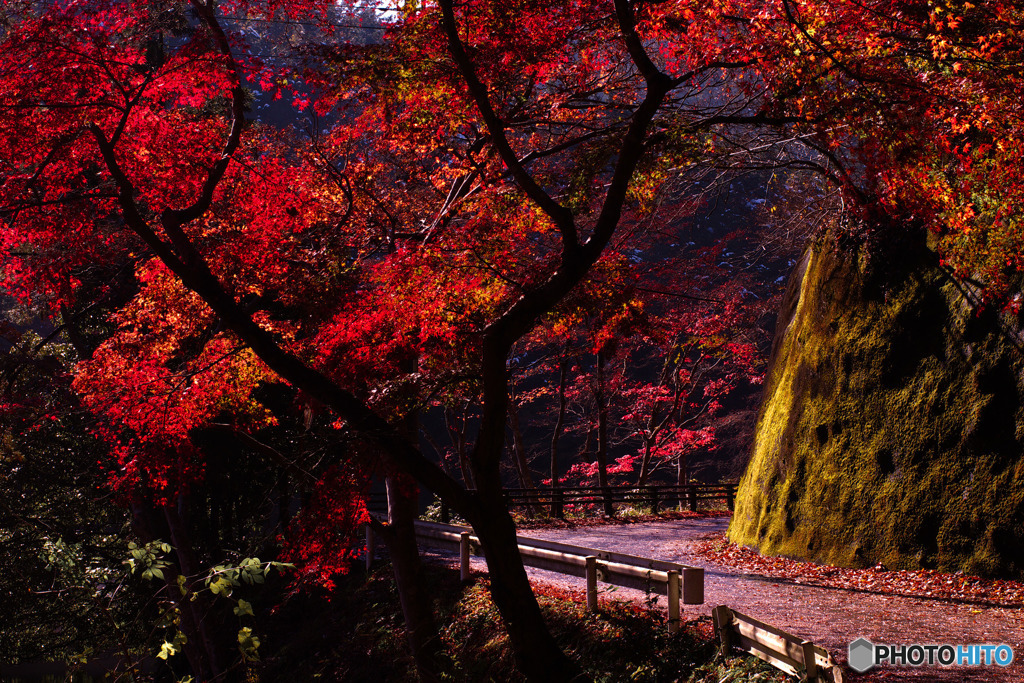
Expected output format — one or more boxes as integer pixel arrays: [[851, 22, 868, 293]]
[[374, 520, 704, 632], [367, 484, 736, 520], [505, 483, 736, 517], [712, 605, 844, 682], [430, 483, 736, 522]]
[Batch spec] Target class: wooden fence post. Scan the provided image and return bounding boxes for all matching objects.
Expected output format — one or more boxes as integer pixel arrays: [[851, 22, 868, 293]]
[[682, 566, 704, 604], [460, 531, 471, 581], [667, 570, 680, 634], [585, 556, 598, 612], [726, 484, 734, 511], [689, 483, 698, 512], [365, 525, 375, 572], [801, 640, 818, 680], [712, 605, 734, 656], [648, 486, 659, 514], [440, 500, 450, 524], [552, 487, 564, 519]]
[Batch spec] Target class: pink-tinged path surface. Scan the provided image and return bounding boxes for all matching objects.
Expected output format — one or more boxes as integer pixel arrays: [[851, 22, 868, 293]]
[[448, 517, 1023, 682]]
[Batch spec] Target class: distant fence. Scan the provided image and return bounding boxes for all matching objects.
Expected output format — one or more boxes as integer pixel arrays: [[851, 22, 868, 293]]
[[367, 483, 737, 521], [712, 605, 845, 682], [425, 484, 736, 521], [366, 520, 704, 632]]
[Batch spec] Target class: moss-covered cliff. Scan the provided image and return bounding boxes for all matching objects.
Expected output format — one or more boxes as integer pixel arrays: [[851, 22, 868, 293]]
[[728, 237, 1024, 577]]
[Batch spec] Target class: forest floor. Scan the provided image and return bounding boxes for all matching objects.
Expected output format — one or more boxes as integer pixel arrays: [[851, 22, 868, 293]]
[[430, 514, 1024, 682]]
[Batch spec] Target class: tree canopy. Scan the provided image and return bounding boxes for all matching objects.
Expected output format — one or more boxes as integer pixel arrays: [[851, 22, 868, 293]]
[[2, 0, 1023, 680]]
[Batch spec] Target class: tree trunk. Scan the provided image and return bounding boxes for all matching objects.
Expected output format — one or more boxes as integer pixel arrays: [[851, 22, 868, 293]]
[[550, 356, 568, 490], [467, 486, 588, 682], [549, 357, 569, 517], [164, 502, 235, 681], [128, 500, 234, 682], [509, 402, 536, 490], [385, 475, 440, 682], [594, 351, 612, 516], [445, 408, 475, 490], [462, 333, 589, 682], [636, 441, 654, 487], [508, 398, 537, 523]]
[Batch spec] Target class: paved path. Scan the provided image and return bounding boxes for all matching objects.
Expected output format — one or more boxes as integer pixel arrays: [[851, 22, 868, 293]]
[[491, 518, 1024, 681]]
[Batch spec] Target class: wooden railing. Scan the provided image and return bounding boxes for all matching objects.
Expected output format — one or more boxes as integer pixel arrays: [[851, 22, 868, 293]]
[[427, 483, 736, 521], [366, 520, 705, 632], [712, 605, 845, 682], [367, 483, 737, 521]]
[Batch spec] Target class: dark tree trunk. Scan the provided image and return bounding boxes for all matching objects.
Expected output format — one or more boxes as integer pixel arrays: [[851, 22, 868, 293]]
[[385, 475, 441, 682], [163, 501, 235, 682], [636, 442, 654, 487], [594, 351, 612, 516], [466, 476, 587, 682], [445, 408, 475, 490], [550, 356, 568, 490], [508, 397, 537, 521], [130, 499, 233, 682], [509, 402, 536, 490], [276, 467, 291, 531]]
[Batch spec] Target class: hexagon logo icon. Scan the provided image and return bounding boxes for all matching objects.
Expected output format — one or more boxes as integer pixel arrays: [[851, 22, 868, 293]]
[[848, 637, 875, 673]]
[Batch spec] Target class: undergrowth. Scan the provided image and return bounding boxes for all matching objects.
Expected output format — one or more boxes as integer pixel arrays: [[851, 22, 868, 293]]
[[259, 563, 790, 682]]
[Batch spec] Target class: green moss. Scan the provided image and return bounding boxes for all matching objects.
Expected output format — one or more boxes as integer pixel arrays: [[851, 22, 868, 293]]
[[729, 236, 1024, 577]]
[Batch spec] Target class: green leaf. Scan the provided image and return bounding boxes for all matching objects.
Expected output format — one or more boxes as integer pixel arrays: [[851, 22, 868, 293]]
[[237, 626, 261, 660], [151, 567, 164, 581], [234, 599, 254, 617], [209, 577, 233, 597]]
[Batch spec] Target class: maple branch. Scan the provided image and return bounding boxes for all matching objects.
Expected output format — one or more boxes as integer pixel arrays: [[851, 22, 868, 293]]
[[0, 101, 123, 111], [795, 136, 871, 205], [613, 0, 672, 90], [0, 191, 118, 216], [467, 0, 681, 490], [160, 0, 247, 251], [781, 0, 861, 82], [436, 0, 579, 253], [514, 126, 621, 167], [633, 285, 722, 303], [91, 113, 465, 513], [109, 70, 157, 148], [179, 266, 473, 514], [88, 77, 472, 517], [87, 123, 187, 275], [698, 113, 817, 127]]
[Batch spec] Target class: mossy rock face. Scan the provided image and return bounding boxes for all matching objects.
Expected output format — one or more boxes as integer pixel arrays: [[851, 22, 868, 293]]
[[728, 237, 1024, 577]]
